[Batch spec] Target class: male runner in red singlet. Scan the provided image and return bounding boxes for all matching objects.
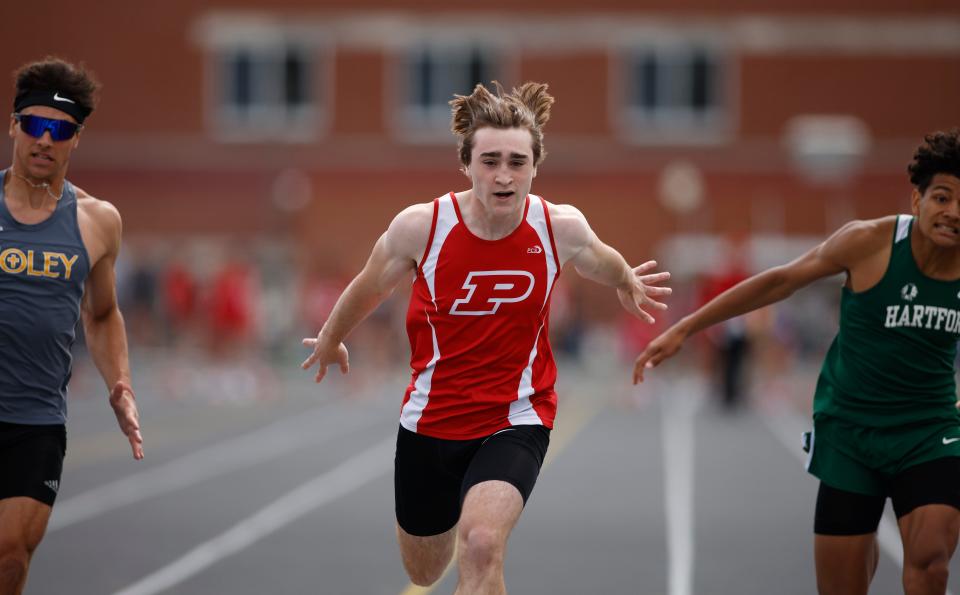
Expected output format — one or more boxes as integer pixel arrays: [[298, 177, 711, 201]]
[[301, 82, 670, 594]]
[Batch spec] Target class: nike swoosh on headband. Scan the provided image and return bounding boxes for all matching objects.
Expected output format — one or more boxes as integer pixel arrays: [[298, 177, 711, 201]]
[[53, 92, 76, 104]]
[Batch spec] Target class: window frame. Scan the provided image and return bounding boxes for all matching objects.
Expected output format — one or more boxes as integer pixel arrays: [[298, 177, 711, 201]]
[[390, 42, 508, 144], [613, 39, 736, 145], [203, 25, 330, 144]]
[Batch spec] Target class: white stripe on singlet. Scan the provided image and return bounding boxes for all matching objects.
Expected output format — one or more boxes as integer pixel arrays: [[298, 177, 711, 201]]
[[509, 196, 557, 426], [400, 195, 458, 432], [895, 214, 912, 243]]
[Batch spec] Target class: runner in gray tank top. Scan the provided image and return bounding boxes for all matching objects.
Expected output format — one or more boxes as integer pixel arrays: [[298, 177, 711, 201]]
[[635, 129, 960, 595], [0, 58, 143, 595]]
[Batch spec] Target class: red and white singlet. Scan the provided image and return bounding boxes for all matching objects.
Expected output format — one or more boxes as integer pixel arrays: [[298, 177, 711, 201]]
[[400, 192, 561, 440]]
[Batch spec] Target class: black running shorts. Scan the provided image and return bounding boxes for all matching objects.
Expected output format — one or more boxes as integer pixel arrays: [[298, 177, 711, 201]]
[[394, 424, 550, 537], [0, 421, 67, 506], [814, 456, 960, 535]]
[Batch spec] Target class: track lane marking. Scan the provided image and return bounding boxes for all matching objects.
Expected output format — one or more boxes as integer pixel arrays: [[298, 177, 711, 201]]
[[660, 388, 700, 595], [51, 402, 379, 532], [112, 436, 395, 595]]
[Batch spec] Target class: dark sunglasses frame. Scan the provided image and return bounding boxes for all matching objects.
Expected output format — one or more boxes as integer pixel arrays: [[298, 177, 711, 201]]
[[12, 113, 83, 141]]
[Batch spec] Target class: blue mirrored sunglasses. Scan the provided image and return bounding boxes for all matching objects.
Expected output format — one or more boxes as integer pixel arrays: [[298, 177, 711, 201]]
[[12, 113, 82, 141]]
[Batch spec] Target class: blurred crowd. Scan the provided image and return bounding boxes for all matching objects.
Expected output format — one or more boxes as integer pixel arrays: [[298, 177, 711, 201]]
[[98, 235, 843, 410]]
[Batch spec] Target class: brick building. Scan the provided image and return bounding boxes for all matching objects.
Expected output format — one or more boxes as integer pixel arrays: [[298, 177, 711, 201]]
[[2, 1, 958, 279]]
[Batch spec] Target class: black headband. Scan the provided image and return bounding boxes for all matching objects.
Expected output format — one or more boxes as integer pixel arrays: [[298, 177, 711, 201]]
[[14, 90, 92, 124]]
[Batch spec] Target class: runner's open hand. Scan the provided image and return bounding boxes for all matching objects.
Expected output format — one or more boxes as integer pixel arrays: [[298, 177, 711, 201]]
[[633, 323, 689, 384], [301, 335, 350, 383], [617, 260, 671, 323], [109, 381, 144, 460]]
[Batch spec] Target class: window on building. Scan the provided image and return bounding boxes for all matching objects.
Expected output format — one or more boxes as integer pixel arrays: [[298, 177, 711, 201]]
[[398, 45, 499, 139], [621, 44, 728, 142], [213, 41, 319, 142]]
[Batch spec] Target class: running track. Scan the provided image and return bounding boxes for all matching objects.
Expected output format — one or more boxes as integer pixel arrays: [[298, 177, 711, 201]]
[[26, 353, 960, 594]]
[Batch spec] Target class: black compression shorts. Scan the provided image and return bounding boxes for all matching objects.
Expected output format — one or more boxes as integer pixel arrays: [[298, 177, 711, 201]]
[[0, 420, 66, 507], [814, 456, 960, 535], [394, 424, 550, 537]]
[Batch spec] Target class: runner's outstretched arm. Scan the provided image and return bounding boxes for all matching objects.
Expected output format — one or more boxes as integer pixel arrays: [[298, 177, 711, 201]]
[[633, 219, 884, 383], [301, 205, 429, 383], [549, 203, 671, 323]]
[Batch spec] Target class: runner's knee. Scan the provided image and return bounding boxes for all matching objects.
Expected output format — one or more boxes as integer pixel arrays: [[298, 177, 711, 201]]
[[405, 562, 445, 588], [0, 550, 28, 589], [399, 546, 450, 586], [397, 532, 452, 587], [903, 557, 949, 594], [459, 525, 504, 569]]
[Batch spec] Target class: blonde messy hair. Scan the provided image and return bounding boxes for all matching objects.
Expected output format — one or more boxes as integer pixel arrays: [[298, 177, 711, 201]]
[[450, 81, 555, 167]]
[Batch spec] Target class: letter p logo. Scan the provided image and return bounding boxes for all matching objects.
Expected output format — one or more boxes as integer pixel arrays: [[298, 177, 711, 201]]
[[450, 271, 535, 315]]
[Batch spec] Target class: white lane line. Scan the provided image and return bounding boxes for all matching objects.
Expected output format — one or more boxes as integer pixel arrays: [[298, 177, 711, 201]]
[[51, 402, 378, 532], [660, 384, 701, 595], [112, 435, 394, 595], [761, 413, 955, 595]]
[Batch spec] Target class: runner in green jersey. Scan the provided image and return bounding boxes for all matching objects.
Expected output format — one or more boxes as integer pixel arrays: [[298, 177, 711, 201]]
[[635, 129, 960, 595]]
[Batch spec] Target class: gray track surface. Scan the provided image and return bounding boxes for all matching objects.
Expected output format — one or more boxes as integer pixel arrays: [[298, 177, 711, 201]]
[[24, 356, 960, 595]]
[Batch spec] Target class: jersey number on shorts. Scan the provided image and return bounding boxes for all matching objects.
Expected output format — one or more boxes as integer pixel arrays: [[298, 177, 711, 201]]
[[450, 271, 535, 316]]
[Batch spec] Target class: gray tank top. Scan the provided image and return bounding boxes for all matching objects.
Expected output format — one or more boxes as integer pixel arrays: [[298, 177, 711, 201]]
[[0, 170, 90, 424]]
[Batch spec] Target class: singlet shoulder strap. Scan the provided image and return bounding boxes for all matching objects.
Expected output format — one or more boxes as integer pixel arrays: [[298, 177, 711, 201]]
[[894, 214, 913, 244], [527, 195, 561, 271], [417, 197, 441, 271]]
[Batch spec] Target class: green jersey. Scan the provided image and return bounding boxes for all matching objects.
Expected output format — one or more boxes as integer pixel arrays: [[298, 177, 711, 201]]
[[814, 215, 960, 428]]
